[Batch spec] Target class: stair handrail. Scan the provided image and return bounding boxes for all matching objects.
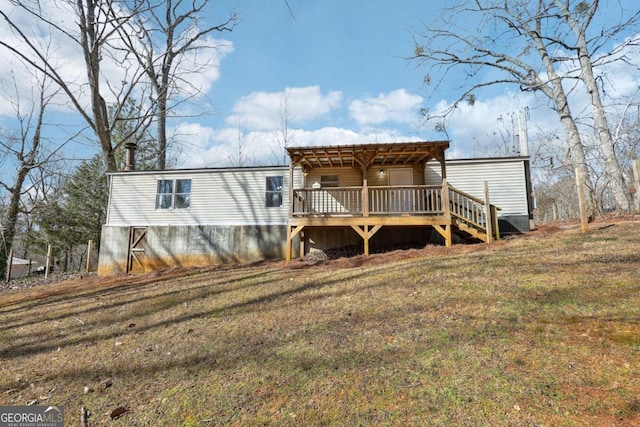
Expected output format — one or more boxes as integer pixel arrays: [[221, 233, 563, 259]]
[[448, 186, 491, 206], [448, 185, 502, 240]]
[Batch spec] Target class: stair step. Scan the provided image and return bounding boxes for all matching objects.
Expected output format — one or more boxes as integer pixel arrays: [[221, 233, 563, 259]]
[[453, 220, 488, 242]]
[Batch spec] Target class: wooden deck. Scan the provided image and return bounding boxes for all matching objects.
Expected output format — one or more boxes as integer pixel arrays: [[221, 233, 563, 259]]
[[285, 180, 500, 261]]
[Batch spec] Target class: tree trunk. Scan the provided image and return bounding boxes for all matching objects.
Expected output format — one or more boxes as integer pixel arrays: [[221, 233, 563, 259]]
[[77, 0, 116, 171], [155, 35, 174, 170], [556, 91, 594, 217], [557, 0, 631, 211], [530, 22, 595, 215], [576, 48, 631, 212], [156, 92, 168, 170], [0, 169, 29, 281]]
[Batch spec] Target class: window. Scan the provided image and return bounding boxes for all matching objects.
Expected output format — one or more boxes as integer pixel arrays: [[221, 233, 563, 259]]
[[156, 179, 191, 209], [175, 179, 191, 208], [320, 175, 339, 188], [156, 179, 173, 209], [266, 176, 283, 207]]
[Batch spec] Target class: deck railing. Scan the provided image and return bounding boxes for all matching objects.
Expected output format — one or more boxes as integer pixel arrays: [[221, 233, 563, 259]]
[[292, 185, 444, 216], [368, 185, 443, 214], [292, 187, 363, 216], [291, 184, 500, 240], [448, 186, 501, 241], [448, 187, 486, 228]]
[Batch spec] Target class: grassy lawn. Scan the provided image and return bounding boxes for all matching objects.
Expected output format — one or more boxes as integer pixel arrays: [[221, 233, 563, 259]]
[[1, 221, 640, 426]]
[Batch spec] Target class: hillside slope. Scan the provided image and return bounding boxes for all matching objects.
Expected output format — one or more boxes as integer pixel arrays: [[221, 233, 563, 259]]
[[1, 221, 639, 426]]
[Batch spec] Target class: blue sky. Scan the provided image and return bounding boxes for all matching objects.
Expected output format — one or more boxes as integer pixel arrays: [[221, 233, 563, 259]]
[[218, 0, 430, 99], [191, 0, 445, 166], [1, 0, 639, 172], [175, 0, 640, 168]]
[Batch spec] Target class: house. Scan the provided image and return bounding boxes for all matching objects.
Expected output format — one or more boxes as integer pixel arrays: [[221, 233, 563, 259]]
[[97, 141, 533, 276], [7, 257, 36, 279], [98, 165, 299, 275]]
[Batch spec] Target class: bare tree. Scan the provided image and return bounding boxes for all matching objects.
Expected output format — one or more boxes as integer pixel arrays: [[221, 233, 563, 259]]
[[1, 0, 151, 171], [554, 0, 639, 211], [269, 94, 296, 165], [412, 0, 638, 216], [228, 128, 251, 167], [120, 0, 237, 169], [2, 1, 238, 172], [605, 87, 640, 209], [0, 70, 69, 281]]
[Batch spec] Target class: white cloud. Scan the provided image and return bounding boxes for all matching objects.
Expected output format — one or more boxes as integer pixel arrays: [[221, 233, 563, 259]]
[[177, 123, 426, 168], [349, 89, 423, 126], [0, 2, 233, 118], [428, 91, 562, 157], [227, 86, 343, 131], [169, 36, 234, 97], [291, 127, 419, 147]]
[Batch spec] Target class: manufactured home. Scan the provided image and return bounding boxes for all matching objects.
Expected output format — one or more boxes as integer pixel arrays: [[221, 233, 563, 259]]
[[97, 141, 533, 276]]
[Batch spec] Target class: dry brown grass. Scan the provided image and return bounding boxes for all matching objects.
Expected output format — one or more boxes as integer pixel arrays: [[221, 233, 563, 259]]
[[1, 221, 640, 426]]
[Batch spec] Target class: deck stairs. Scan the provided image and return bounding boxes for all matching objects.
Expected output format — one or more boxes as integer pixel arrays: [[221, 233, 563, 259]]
[[448, 186, 501, 243]]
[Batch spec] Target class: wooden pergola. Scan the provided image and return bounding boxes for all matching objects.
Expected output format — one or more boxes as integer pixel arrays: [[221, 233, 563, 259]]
[[286, 141, 449, 174]]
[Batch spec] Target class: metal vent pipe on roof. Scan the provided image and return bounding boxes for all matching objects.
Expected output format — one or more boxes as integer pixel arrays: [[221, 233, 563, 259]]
[[124, 143, 137, 171]]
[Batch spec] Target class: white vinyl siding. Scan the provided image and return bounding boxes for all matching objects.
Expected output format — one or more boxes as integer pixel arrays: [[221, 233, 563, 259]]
[[107, 166, 300, 226], [425, 158, 529, 216]]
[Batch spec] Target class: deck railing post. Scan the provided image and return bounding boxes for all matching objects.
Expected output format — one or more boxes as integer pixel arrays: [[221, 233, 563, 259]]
[[288, 164, 294, 218], [362, 180, 369, 217], [442, 179, 450, 217], [484, 181, 493, 244], [492, 206, 500, 241], [441, 179, 452, 247]]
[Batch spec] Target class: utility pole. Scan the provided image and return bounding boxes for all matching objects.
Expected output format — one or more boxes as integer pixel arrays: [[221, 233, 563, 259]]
[[518, 109, 529, 156]]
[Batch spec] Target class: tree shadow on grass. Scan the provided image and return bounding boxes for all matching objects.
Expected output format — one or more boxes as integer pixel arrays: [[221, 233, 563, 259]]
[[0, 265, 380, 365]]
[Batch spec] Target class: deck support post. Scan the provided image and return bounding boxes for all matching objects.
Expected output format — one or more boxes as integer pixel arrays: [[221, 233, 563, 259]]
[[364, 225, 370, 256], [433, 224, 452, 247], [445, 224, 452, 247], [286, 226, 292, 262], [350, 224, 383, 256], [440, 179, 452, 247], [285, 225, 305, 262]]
